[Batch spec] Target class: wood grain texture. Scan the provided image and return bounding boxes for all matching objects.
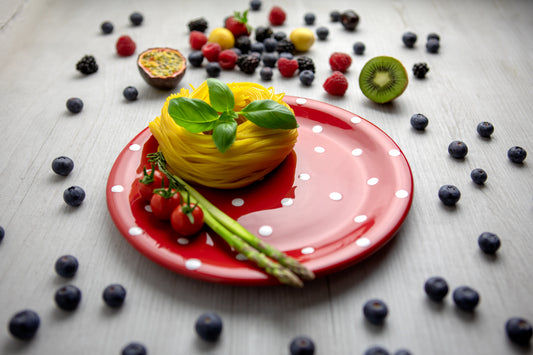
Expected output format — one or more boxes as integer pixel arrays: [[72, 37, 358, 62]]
[[1, 0, 532, 354]]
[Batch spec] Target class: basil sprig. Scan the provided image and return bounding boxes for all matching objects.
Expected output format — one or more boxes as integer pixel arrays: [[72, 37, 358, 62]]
[[167, 78, 298, 153]]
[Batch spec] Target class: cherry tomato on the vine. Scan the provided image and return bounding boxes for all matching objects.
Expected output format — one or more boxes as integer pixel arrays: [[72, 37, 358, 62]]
[[137, 166, 168, 201], [170, 203, 205, 236], [150, 189, 181, 220]]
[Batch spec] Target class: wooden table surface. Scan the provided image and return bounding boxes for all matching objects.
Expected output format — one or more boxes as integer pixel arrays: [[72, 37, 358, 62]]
[[1, 0, 532, 354]]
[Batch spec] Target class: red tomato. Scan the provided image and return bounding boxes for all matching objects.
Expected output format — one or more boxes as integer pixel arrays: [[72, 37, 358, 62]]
[[150, 189, 181, 220], [137, 168, 167, 201], [170, 203, 204, 236]]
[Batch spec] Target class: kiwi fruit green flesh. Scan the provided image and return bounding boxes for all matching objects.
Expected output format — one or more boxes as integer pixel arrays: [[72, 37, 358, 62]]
[[359, 56, 408, 104]]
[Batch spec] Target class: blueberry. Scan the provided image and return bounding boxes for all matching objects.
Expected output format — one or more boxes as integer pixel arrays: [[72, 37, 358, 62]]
[[279, 52, 294, 60], [263, 38, 278, 52], [63, 186, 86, 207], [507, 146, 527, 163], [470, 168, 487, 185], [0, 225, 4, 243], [103, 284, 127, 308], [330, 10, 341, 22], [364, 346, 390, 355], [260, 67, 273, 81], [452, 286, 480, 312], [426, 38, 440, 53], [8, 310, 40, 340], [250, 0, 262, 11], [299, 70, 315, 86], [123, 86, 138, 101], [424, 276, 449, 301], [250, 42, 265, 54], [100, 21, 114, 34], [52, 156, 74, 176], [195, 312, 223, 341], [505, 317, 533, 346], [54, 284, 82, 311], [478, 232, 501, 254], [188, 51, 204, 67], [427, 33, 440, 41], [448, 140, 468, 159], [262, 53, 278, 68], [351, 41, 365, 55], [438, 185, 461, 206], [402, 31, 417, 48], [66, 97, 83, 113], [304, 13, 316, 25], [231, 48, 242, 56], [206, 62, 221, 77], [273, 31, 287, 41], [394, 350, 412, 355], [122, 342, 148, 355], [477, 121, 494, 138], [289, 335, 315, 355], [363, 299, 388, 325], [129, 12, 143, 26], [316, 27, 329, 40], [410, 113, 428, 130], [55, 255, 79, 278]]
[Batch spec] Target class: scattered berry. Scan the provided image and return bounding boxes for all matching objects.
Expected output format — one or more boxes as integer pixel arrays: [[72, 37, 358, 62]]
[[277, 57, 299, 77], [289, 336, 315, 355], [507, 146, 527, 163], [206, 62, 221, 77], [129, 12, 143, 26], [123, 86, 138, 101], [274, 31, 287, 41], [452, 286, 480, 312], [402, 32, 417, 48], [100, 21, 113, 34], [330, 10, 341, 22], [76, 55, 98, 75], [297, 56, 315, 73], [290, 27, 316, 52], [264, 38, 278, 52], [188, 51, 204, 67], [412, 63, 429, 78], [250, 0, 262, 11], [304, 13, 316, 25], [202, 42, 221, 62], [52, 156, 74, 176], [505, 317, 533, 346], [55, 255, 79, 277], [448, 140, 468, 159], [341, 10, 360, 31], [329, 52, 352, 73], [424, 276, 449, 301], [225, 11, 251, 38], [279, 52, 294, 60], [8, 310, 40, 340], [218, 49, 239, 69], [276, 38, 296, 54], [364, 346, 390, 355], [438, 185, 461, 206], [103, 284, 127, 308], [426, 38, 440, 53], [262, 53, 278, 68], [476, 121, 494, 138], [255, 26, 273, 42], [299, 70, 315, 86], [55, 285, 82, 311], [478, 232, 501, 254], [363, 299, 388, 325], [470, 168, 487, 184], [116, 35, 136, 57], [316, 26, 329, 40], [394, 350, 412, 355], [195, 312, 223, 341], [410, 113, 429, 130], [0, 226, 4, 243], [63, 186, 86, 207], [235, 35, 252, 53], [122, 342, 148, 355], [236, 54, 260, 74], [250, 42, 265, 54], [323, 71, 349, 96], [260, 67, 273, 81], [353, 42, 365, 55], [188, 18, 208, 33], [269, 6, 287, 26], [427, 33, 440, 41], [189, 31, 208, 50], [66, 97, 83, 113]]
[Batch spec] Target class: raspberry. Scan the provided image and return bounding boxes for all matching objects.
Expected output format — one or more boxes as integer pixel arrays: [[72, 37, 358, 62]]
[[116, 35, 136, 57], [189, 31, 208, 50], [218, 49, 238, 69], [277, 57, 299, 78], [269, 6, 286, 26], [202, 42, 222, 62], [329, 52, 352, 73], [323, 71, 349, 96]]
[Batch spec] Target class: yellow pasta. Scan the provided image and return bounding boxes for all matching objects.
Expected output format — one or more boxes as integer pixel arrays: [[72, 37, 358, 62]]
[[148, 81, 298, 189]]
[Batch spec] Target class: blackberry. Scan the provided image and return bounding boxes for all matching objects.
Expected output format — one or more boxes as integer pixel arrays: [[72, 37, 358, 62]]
[[353, 42, 365, 55], [276, 39, 296, 54], [505, 317, 533, 346], [316, 27, 329, 40], [100, 21, 113, 34], [478, 232, 501, 254], [289, 336, 315, 355], [273, 31, 287, 41], [236, 55, 260, 74], [129, 12, 143, 26], [297, 56, 315, 73], [507, 146, 527, 163], [260, 67, 273, 81], [188, 18, 208, 32], [470, 168, 488, 184], [76, 55, 98, 75], [412, 63, 429, 79], [255, 26, 273, 42], [235, 36, 251, 54], [477, 121, 494, 138]]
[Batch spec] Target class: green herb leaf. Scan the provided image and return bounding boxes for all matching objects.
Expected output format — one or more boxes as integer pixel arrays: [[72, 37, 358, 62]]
[[207, 78, 235, 113], [212, 112, 238, 153], [168, 97, 219, 133], [239, 100, 298, 129]]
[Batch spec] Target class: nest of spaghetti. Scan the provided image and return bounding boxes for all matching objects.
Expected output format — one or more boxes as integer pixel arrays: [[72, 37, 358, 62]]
[[149, 80, 298, 189]]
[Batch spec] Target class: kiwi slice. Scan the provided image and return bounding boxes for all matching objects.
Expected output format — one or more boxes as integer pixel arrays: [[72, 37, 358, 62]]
[[359, 56, 408, 103]]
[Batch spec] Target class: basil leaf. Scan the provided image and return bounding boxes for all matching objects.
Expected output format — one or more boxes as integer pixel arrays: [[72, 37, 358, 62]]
[[168, 97, 219, 133], [207, 78, 235, 113], [240, 100, 298, 129], [212, 113, 238, 153]]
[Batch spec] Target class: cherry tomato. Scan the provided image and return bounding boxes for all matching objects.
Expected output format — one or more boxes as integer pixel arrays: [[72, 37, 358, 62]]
[[170, 203, 204, 236], [137, 167, 167, 201], [150, 189, 181, 220]]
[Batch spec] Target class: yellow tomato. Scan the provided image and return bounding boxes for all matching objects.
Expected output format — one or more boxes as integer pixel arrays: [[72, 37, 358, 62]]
[[208, 27, 235, 50], [289, 28, 315, 52]]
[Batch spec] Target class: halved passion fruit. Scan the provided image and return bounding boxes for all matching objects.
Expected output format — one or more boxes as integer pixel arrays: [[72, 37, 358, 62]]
[[137, 48, 187, 90]]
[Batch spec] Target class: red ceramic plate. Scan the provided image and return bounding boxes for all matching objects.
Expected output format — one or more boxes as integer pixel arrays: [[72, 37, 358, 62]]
[[106, 96, 413, 286]]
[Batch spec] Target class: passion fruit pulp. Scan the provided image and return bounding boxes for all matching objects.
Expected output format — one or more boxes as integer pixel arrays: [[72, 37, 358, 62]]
[[137, 48, 187, 90]]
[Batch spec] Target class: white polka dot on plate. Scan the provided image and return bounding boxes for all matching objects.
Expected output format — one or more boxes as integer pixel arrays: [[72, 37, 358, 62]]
[[301, 247, 315, 255], [314, 146, 325, 153], [329, 192, 342, 201], [395, 190, 409, 198], [128, 227, 143, 236], [144, 205, 152, 213], [295, 98, 307, 105], [129, 144, 141, 151], [111, 185, 124, 192], [299, 173, 311, 181], [312, 125, 323, 133], [351, 148, 363, 156], [185, 258, 202, 270], [354, 215, 367, 223], [389, 149, 401, 157], [259, 225, 273, 237], [232, 198, 244, 207], [351, 116, 362, 124], [367, 177, 379, 186], [281, 198, 294, 206], [177, 238, 189, 245], [356, 238, 371, 247]]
